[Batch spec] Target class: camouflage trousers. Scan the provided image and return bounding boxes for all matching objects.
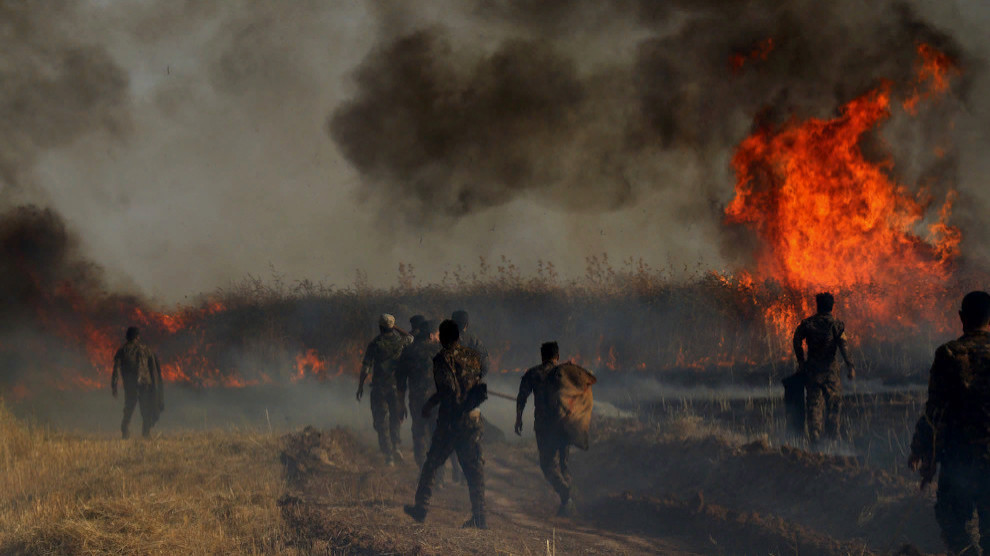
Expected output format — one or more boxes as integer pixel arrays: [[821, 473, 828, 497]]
[[805, 376, 841, 442], [536, 426, 571, 504], [122, 382, 157, 438], [408, 392, 436, 467], [370, 384, 403, 458], [414, 414, 485, 519], [935, 460, 990, 555]]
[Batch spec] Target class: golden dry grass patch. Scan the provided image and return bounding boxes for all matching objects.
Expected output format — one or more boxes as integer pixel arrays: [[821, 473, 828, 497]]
[[0, 402, 296, 555]]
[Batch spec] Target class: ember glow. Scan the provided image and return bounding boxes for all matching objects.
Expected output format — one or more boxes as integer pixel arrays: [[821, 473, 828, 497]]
[[725, 44, 960, 340], [294, 349, 327, 382], [730, 38, 775, 74], [903, 43, 959, 115]]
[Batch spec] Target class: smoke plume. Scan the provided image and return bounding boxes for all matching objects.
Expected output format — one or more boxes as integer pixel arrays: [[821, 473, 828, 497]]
[[329, 0, 967, 228]]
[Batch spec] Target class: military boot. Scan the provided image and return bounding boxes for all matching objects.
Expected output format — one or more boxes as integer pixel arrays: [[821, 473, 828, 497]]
[[556, 499, 577, 517], [403, 504, 427, 523], [462, 513, 487, 529]]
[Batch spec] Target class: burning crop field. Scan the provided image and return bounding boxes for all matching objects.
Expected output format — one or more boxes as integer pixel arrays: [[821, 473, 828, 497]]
[[3, 1, 990, 554]]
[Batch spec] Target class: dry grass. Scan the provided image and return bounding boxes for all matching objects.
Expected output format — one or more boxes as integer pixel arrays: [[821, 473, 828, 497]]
[[0, 402, 295, 555]]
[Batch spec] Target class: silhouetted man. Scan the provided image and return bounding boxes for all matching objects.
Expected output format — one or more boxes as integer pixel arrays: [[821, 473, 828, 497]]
[[516, 341, 576, 516], [792, 292, 855, 443], [357, 313, 411, 465], [404, 320, 488, 529], [409, 314, 426, 337], [111, 326, 164, 439], [910, 291, 990, 555], [397, 319, 441, 468]]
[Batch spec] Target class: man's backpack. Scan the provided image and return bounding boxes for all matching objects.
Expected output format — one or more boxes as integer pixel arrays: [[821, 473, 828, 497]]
[[548, 363, 597, 450]]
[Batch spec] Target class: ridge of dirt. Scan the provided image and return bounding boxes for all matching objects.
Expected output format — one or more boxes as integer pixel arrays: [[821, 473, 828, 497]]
[[274, 423, 943, 555], [575, 423, 942, 553], [588, 492, 871, 556]]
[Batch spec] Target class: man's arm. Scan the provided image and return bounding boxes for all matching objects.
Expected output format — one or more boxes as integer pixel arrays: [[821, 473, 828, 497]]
[[356, 343, 374, 401], [421, 392, 440, 418], [111, 349, 121, 398], [792, 324, 806, 364], [836, 323, 855, 378], [515, 371, 534, 435], [479, 353, 491, 378], [395, 348, 412, 416], [395, 350, 409, 400], [909, 346, 952, 488], [152, 353, 165, 410], [468, 336, 491, 377]]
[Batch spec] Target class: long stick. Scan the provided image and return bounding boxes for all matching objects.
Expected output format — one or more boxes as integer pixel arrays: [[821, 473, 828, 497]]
[[488, 390, 517, 402]]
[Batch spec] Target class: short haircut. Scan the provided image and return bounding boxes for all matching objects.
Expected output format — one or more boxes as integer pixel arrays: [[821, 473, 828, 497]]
[[416, 319, 439, 339], [961, 291, 990, 327], [126, 326, 140, 341], [541, 342, 559, 362], [451, 310, 469, 329], [815, 292, 835, 313], [409, 315, 425, 329], [439, 319, 460, 345]]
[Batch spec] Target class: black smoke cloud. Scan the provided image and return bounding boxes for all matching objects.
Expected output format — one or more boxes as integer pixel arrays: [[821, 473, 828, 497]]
[[0, 207, 98, 322], [329, 0, 966, 223]]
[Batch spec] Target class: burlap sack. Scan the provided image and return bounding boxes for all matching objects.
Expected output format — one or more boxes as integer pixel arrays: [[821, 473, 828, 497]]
[[550, 363, 597, 450]]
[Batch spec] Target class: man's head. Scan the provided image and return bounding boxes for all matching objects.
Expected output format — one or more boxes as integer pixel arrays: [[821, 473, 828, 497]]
[[960, 291, 990, 331], [409, 314, 425, 335], [126, 326, 140, 342], [815, 292, 835, 314], [439, 319, 460, 348], [417, 319, 439, 341], [451, 310, 469, 331], [379, 313, 396, 333], [541, 341, 559, 365]]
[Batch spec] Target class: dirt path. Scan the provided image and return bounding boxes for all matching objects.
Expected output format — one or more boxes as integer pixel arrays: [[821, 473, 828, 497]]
[[277, 426, 692, 554], [274, 424, 931, 555]]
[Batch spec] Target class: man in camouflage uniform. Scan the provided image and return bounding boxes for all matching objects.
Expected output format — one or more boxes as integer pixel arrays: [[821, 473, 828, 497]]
[[515, 341, 576, 516], [910, 291, 990, 555], [397, 319, 441, 467], [404, 319, 488, 529], [409, 314, 426, 337], [452, 310, 490, 377], [792, 292, 855, 443], [111, 326, 164, 439], [357, 313, 412, 465]]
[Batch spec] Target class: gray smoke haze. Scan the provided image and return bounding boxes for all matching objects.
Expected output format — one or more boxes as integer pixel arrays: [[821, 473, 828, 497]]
[[0, 1, 129, 202], [5, 0, 989, 302]]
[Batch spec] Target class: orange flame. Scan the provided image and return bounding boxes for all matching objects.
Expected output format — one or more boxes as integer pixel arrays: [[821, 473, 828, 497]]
[[726, 44, 960, 340], [293, 349, 328, 382], [903, 43, 958, 114]]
